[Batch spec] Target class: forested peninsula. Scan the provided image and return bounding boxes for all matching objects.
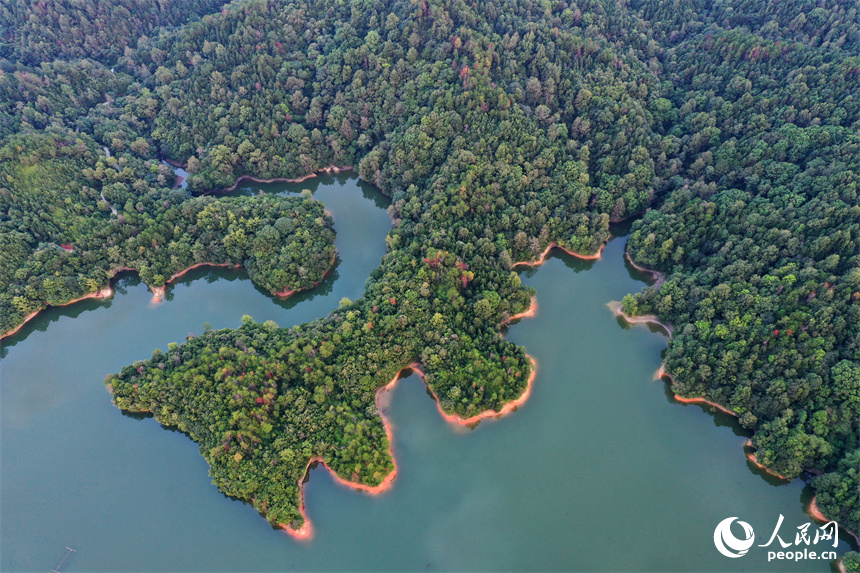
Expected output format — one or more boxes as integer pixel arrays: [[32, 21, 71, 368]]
[[2, 0, 858, 550]]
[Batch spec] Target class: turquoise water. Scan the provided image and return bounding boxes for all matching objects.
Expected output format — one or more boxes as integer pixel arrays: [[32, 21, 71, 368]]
[[1, 176, 851, 571]]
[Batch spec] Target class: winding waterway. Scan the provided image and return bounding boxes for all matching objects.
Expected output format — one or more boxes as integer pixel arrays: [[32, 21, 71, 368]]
[[1, 175, 852, 571]]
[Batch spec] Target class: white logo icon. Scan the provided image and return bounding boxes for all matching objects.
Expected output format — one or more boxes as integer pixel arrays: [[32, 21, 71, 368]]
[[714, 517, 756, 558]]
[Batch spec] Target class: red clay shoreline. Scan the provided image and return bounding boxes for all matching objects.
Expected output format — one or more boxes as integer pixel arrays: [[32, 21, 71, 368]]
[[3, 253, 337, 339], [0, 285, 114, 341], [809, 495, 860, 547], [617, 286, 809, 486], [511, 241, 604, 268], [279, 369, 401, 540], [279, 297, 540, 539], [3, 163, 353, 339], [208, 165, 354, 195]]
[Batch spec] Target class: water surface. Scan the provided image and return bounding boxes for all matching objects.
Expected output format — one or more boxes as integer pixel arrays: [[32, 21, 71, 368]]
[[1, 177, 850, 571]]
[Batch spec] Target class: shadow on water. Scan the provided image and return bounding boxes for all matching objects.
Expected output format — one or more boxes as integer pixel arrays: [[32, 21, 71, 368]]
[[120, 410, 154, 422], [0, 271, 142, 358], [166, 263, 341, 312], [612, 224, 860, 562], [2, 173, 391, 354]]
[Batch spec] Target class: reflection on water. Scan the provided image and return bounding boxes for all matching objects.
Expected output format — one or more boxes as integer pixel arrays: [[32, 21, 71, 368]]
[[1, 178, 850, 572]]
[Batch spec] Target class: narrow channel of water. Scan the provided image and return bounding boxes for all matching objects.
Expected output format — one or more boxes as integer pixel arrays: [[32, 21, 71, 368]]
[[1, 177, 849, 571]]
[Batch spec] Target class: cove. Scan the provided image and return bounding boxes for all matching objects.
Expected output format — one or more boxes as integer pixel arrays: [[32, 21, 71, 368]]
[[0, 177, 852, 571]]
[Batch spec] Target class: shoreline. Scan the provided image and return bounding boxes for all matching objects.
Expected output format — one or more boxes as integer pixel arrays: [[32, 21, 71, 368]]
[[280, 368, 401, 540], [280, 298, 540, 538], [280, 354, 539, 539], [150, 251, 337, 303], [150, 262, 244, 303], [742, 439, 791, 481], [624, 248, 666, 286], [501, 296, 538, 328], [1, 286, 114, 342], [809, 495, 860, 547], [512, 241, 604, 269], [4, 166, 352, 339], [209, 165, 354, 195], [4, 252, 336, 337], [655, 365, 739, 418], [273, 252, 338, 298], [744, 452, 789, 481], [607, 300, 674, 336]]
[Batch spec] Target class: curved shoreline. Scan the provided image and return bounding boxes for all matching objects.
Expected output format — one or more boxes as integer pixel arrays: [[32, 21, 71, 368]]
[[809, 495, 860, 547], [280, 368, 401, 540], [3, 161, 351, 339], [280, 299, 540, 539], [280, 354, 538, 540], [0, 286, 114, 341], [150, 262, 244, 302], [512, 241, 604, 268], [624, 248, 666, 286], [655, 365, 738, 417], [273, 252, 338, 299], [4, 254, 337, 339], [622, 257, 850, 504], [743, 444, 789, 480], [208, 165, 354, 195], [607, 300, 674, 336]]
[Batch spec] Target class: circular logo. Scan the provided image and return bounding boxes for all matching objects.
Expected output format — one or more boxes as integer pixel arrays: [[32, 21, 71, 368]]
[[714, 517, 755, 558]]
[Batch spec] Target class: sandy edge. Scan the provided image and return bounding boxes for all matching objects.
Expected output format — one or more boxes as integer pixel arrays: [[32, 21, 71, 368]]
[[280, 298, 540, 539], [209, 165, 354, 194], [150, 257, 334, 303], [279, 355, 538, 540], [512, 241, 604, 268], [607, 300, 674, 336], [273, 252, 339, 298], [150, 262, 243, 302], [4, 161, 351, 338]]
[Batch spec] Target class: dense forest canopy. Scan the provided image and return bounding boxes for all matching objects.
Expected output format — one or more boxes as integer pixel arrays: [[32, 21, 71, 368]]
[[1, 0, 858, 549]]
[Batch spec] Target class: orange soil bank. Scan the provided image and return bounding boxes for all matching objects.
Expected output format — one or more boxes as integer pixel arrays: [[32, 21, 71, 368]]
[[152, 262, 243, 301], [809, 496, 860, 546], [281, 307, 540, 539], [809, 496, 829, 522], [653, 366, 737, 417], [744, 451, 789, 480], [6, 166, 354, 335], [512, 241, 604, 268], [212, 165, 354, 194], [1, 286, 114, 341], [607, 301, 674, 336], [152, 253, 337, 303], [280, 369, 400, 540], [501, 297, 538, 327], [672, 393, 738, 417], [274, 253, 338, 298]]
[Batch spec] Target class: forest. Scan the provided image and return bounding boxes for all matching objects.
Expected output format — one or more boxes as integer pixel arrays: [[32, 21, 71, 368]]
[[1, 0, 857, 551]]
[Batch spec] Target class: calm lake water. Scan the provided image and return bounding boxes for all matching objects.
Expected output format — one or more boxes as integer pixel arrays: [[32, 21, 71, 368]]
[[1, 175, 852, 571]]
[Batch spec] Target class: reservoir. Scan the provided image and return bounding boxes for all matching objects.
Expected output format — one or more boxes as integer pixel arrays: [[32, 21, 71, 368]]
[[1, 175, 852, 571]]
